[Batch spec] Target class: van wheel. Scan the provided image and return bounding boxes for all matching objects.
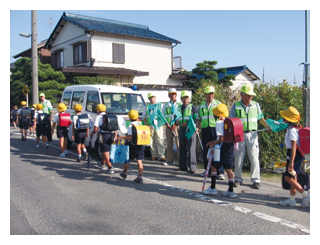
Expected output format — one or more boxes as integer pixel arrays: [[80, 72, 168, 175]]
[[67, 137, 73, 149], [95, 138, 103, 160]]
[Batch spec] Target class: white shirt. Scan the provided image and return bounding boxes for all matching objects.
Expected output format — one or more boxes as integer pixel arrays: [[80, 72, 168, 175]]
[[285, 125, 300, 149], [127, 121, 142, 136], [215, 119, 225, 141]]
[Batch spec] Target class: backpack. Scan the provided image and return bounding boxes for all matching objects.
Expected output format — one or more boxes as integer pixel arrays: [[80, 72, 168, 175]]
[[59, 112, 71, 127], [224, 118, 244, 143], [12, 109, 18, 116], [76, 114, 92, 130], [20, 107, 30, 118], [101, 114, 118, 131], [38, 113, 49, 125], [30, 109, 35, 118], [297, 127, 310, 156]]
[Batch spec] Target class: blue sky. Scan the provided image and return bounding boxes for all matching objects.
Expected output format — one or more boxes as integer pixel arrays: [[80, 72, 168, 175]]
[[9, 8, 312, 85]]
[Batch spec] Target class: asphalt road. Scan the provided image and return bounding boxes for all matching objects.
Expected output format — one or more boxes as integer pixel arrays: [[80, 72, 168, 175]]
[[10, 127, 311, 236]]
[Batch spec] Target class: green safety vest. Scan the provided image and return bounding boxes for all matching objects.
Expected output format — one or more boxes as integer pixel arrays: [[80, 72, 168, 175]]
[[179, 104, 195, 126], [198, 100, 220, 128], [164, 101, 182, 124], [235, 101, 258, 131], [41, 100, 51, 115]]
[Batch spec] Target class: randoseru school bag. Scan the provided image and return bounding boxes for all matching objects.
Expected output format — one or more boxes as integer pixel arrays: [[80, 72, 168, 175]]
[[20, 107, 30, 118], [59, 112, 71, 127], [297, 127, 310, 157], [76, 114, 92, 130], [38, 113, 50, 125], [101, 114, 118, 131], [282, 171, 310, 191]]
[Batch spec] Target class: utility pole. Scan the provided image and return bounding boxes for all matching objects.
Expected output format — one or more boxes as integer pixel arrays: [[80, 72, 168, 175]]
[[304, 10, 310, 127], [31, 10, 39, 105]]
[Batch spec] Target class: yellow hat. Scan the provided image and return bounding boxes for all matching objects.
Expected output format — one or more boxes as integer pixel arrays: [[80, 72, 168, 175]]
[[119, 99, 126, 105], [37, 103, 43, 110], [241, 84, 256, 96], [57, 103, 67, 112], [74, 104, 82, 112], [280, 106, 300, 123], [148, 92, 156, 98], [21, 101, 27, 106], [96, 104, 106, 112], [32, 104, 37, 108], [212, 103, 229, 118], [204, 86, 215, 94], [128, 109, 139, 120], [14, 106, 18, 109], [180, 90, 189, 98]]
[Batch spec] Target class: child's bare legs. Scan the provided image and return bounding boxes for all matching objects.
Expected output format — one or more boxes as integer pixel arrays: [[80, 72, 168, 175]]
[[102, 151, 112, 168], [285, 175, 304, 194], [59, 137, 67, 153], [137, 160, 143, 176]]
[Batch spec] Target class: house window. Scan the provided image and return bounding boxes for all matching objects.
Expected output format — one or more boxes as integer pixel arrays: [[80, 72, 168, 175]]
[[113, 43, 125, 64], [73, 41, 88, 65], [56, 50, 64, 68]]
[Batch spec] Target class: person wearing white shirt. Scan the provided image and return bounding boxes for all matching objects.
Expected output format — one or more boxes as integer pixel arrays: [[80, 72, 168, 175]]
[[34, 103, 49, 148]]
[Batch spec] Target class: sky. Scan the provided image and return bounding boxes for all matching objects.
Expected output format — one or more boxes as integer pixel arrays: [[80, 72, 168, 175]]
[[8, 4, 314, 86]]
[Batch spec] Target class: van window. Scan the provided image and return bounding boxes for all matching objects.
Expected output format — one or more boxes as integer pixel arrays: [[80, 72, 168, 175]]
[[101, 93, 146, 115], [62, 91, 72, 108], [86, 91, 100, 112], [71, 91, 85, 109]]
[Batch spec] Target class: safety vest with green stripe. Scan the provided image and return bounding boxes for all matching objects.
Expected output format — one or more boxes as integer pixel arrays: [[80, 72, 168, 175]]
[[199, 100, 220, 128], [41, 100, 50, 114], [179, 104, 195, 126], [234, 101, 258, 131], [164, 101, 182, 124]]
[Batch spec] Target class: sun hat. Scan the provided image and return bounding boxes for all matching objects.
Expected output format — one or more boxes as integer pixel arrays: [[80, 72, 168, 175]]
[[57, 103, 67, 112], [74, 104, 82, 112], [241, 84, 256, 96], [14, 106, 18, 109], [168, 88, 177, 94], [21, 101, 27, 106], [96, 104, 106, 112], [32, 104, 37, 108], [39, 93, 45, 97], [280, 106, 300, 123], [180, 90, 189, 98], [128, 109, 139, 120], [212, 103, 229, 118], [148, 92, 156, 98], [37, 103, 43, 110], [204, 86, 215, 94]]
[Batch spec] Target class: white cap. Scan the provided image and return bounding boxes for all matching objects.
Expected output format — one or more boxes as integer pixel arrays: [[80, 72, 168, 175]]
[[168, 88, 177, 94]]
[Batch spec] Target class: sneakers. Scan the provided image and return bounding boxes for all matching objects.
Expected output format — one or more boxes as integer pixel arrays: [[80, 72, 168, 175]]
[[233, 181, 241, 187], [279, 198, 297, 207], [35, 144, 40, 148], [106, 167, 114, 174], [202, 187, 218, 195], [65, 150, 69, 155], [301, 193, 310, 207], [77, 157, 82, 163], [222, 190, 236, 198], [97, 162, 107, 170], [45, 143, 49, 149], [60, 153, 66, 157], [218, 174, 225, 180], [133, 176, 143, 184], [163, 162, 168, 166], [253, 183, 261, 189], [120, 171, 127, 179], [164, 161, 175, 166]]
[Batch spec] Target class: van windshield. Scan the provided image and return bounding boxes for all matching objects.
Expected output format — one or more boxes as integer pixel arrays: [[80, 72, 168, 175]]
[[101, 93, 146, 115]]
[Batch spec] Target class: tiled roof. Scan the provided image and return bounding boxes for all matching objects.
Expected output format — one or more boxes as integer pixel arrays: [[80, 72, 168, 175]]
[[217, 65, 260, 80], [54, 12, 180, 44]]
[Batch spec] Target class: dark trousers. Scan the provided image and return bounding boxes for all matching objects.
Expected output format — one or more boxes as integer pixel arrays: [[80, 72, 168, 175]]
[[179, 127, 197, 170], [201, 127, 224, 175]]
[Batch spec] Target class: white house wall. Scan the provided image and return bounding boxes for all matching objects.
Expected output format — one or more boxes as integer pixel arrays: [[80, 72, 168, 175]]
[[91, 34, 181, 85], [230, 72, 254, 90]]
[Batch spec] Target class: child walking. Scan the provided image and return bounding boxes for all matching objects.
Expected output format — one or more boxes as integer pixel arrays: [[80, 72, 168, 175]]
[[202, 104, 235, 198], [118, 110, 145, 183], [89, 104, 116, 174], [71, 104, 89, 162], [279, 106, 310, 207]]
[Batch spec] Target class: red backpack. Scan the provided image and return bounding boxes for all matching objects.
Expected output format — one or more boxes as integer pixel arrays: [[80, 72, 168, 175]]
[[298, 127, 310, 156], [224, 118, 244, 143], [59, 112, 71, 127]]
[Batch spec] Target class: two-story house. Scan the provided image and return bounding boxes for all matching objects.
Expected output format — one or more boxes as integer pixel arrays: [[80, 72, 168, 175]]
[[45, 12, 187, 101]]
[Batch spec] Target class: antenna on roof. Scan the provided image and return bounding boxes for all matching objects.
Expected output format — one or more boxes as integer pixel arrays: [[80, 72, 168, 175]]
[[44, 17, 55, 34]]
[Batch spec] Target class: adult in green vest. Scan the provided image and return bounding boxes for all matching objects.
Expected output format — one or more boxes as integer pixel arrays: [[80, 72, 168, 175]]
[[229, 84, 270, 189], [175, 91, 198, 173], [196, 86, 224, 178], [161, 88, 182, 165], [40, 93, 53, 142], [144, 92, 166, 162]]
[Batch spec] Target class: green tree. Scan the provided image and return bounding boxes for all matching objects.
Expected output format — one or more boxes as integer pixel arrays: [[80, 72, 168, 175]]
[[73, 76, 117, 85], [10, 57, 67, 106]]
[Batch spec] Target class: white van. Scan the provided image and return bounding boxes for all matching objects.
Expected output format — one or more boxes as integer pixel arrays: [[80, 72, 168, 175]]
[[60, 84, 147, 158]]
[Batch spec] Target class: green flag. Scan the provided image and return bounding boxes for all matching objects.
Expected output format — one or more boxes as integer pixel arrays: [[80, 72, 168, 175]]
[[152, 108, 168, 130], [148, 103, 161, 126], [170, 100, 182, 126], [185, 115, 196, 139], [266, 118, 289, 132]]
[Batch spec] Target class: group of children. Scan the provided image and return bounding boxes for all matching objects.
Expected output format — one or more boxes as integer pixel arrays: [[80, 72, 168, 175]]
[[11, 100, 310, 206]]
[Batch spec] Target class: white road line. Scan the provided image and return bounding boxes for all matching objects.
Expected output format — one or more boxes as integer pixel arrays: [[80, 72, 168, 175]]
[[11, 130, 310, 234]]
